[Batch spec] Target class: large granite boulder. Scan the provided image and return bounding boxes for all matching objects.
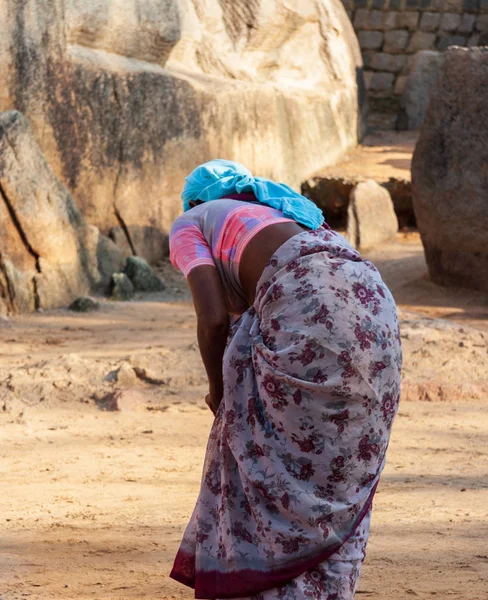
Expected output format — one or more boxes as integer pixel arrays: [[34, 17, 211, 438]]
[[0, 0, 366, 262], [399, 50, 445, 131], [0, 111, 124, 315], [412, 47, 488, 293]]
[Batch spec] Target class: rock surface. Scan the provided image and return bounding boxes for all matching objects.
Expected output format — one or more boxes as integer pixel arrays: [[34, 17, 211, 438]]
[[0, 110, 125, 315], [123, 256, 165, 292], [399, 50, 444, 131], [110, 273, 135, 301], [412, 47, 488, 293], [0, 0, 366, 262], [69, 297, 100, 312], [347, 180, 398, 250]]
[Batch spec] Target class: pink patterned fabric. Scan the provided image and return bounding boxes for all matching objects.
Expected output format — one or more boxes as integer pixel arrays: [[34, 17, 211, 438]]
[[170, 228, 402, 599], [170, 199, 295, 314]]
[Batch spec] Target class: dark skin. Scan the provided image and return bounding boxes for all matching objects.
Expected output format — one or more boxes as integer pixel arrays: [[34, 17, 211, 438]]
[[187, 200, 306, 415]]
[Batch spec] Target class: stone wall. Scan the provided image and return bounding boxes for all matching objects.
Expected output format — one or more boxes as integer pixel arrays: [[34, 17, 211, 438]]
[[341, 0, 488, 100]]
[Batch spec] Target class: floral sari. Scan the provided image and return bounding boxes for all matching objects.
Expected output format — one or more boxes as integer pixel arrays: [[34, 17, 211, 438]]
[[171, 228, 402, 599]]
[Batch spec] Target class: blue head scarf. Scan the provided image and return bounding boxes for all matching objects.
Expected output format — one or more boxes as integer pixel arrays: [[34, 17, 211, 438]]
[[181, 159, 324, 230]]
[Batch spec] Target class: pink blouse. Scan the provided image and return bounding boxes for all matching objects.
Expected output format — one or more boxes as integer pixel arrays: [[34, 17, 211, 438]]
[[170, 199, 295, 313]]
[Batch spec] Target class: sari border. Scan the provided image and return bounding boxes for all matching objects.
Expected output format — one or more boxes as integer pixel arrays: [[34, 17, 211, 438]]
[[170, 483, 377, 599]]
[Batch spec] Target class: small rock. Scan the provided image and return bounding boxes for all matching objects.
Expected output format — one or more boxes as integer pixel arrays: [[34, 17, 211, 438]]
[[347, 180, 399, 250], [69, 297, 100, 312], [110, 273, 134, 301], [123, 256, 165, 292], [116, 362, 137, 386], [92, 389, 149, 412]]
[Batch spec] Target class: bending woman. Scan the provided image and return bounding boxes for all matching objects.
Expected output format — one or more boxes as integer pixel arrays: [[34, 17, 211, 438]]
[[169, 160, 402, 600]]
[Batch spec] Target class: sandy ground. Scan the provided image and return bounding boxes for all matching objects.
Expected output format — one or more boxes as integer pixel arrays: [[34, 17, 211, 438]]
[[1, 102, 488, 600], [317, 131, 418, 183], [1, 231, 487, 600]]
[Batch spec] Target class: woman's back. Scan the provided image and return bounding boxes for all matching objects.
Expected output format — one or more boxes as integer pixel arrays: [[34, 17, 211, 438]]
[[170, 198, 303, 313]]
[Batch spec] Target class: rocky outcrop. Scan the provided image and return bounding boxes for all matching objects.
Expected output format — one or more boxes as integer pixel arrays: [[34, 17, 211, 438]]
[[0, 111, 124, 315], [0, 0, 366, 263], [346, 180, 398, 250], [412, 47, 488, 293]]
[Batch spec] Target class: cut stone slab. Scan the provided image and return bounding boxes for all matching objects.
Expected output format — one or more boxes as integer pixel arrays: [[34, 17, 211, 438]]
[[347, 180, 399, 250], [412, 47, 488, 293]]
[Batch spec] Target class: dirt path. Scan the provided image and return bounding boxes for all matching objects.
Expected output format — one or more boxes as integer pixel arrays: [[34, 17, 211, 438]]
[[1, 236, 487, 600], [317, 131, 418, 183]]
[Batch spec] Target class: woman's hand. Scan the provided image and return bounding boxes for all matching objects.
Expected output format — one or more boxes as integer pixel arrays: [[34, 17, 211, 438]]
[[205, 391, 221, 416]]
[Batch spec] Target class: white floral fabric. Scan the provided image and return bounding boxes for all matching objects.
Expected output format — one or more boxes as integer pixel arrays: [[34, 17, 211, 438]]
[[171, 228, 402, 599]]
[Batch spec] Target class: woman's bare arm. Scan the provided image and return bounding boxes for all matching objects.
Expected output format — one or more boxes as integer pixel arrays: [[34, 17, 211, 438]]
[[187, 265, 229, 412]]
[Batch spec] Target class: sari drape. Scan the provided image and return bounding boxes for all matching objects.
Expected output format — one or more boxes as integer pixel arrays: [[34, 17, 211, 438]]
[[171, 228, 402, 599]]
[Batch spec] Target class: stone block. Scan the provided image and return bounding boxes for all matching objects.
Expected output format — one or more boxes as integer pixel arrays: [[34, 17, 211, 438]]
[[441, 0, 464, 10], [353, 9, 369, 29], [358, 30, 384, 50], [440, 13, 462, 31], [398, 12, 420, 30], [468, 32, 481, 45], [408, 31, 436, 52], [384, 12, 400, 30], [463, 0, 480, 12], [369, 10, 385, 29], [369, 71, 395, 91], [364, 71, 374, 89], [347, 181, 398, 250], [394, 75, 408, 95], [458, 14, 477, 33], [362, 51, 374, 68], [384, 30, 410, 53], [354, 9, 384, 30], [436, 34, 467, 50], [476, 14, 488, 30], [420, 12, 441, 32], [354, 0, 368, 6], [389, 0, 403, 8], [371, 52, 407, 72], [406, 0, 420, 8]]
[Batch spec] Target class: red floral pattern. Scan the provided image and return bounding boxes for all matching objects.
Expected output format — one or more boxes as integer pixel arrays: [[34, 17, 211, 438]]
[[171, 229, 402, 599]]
